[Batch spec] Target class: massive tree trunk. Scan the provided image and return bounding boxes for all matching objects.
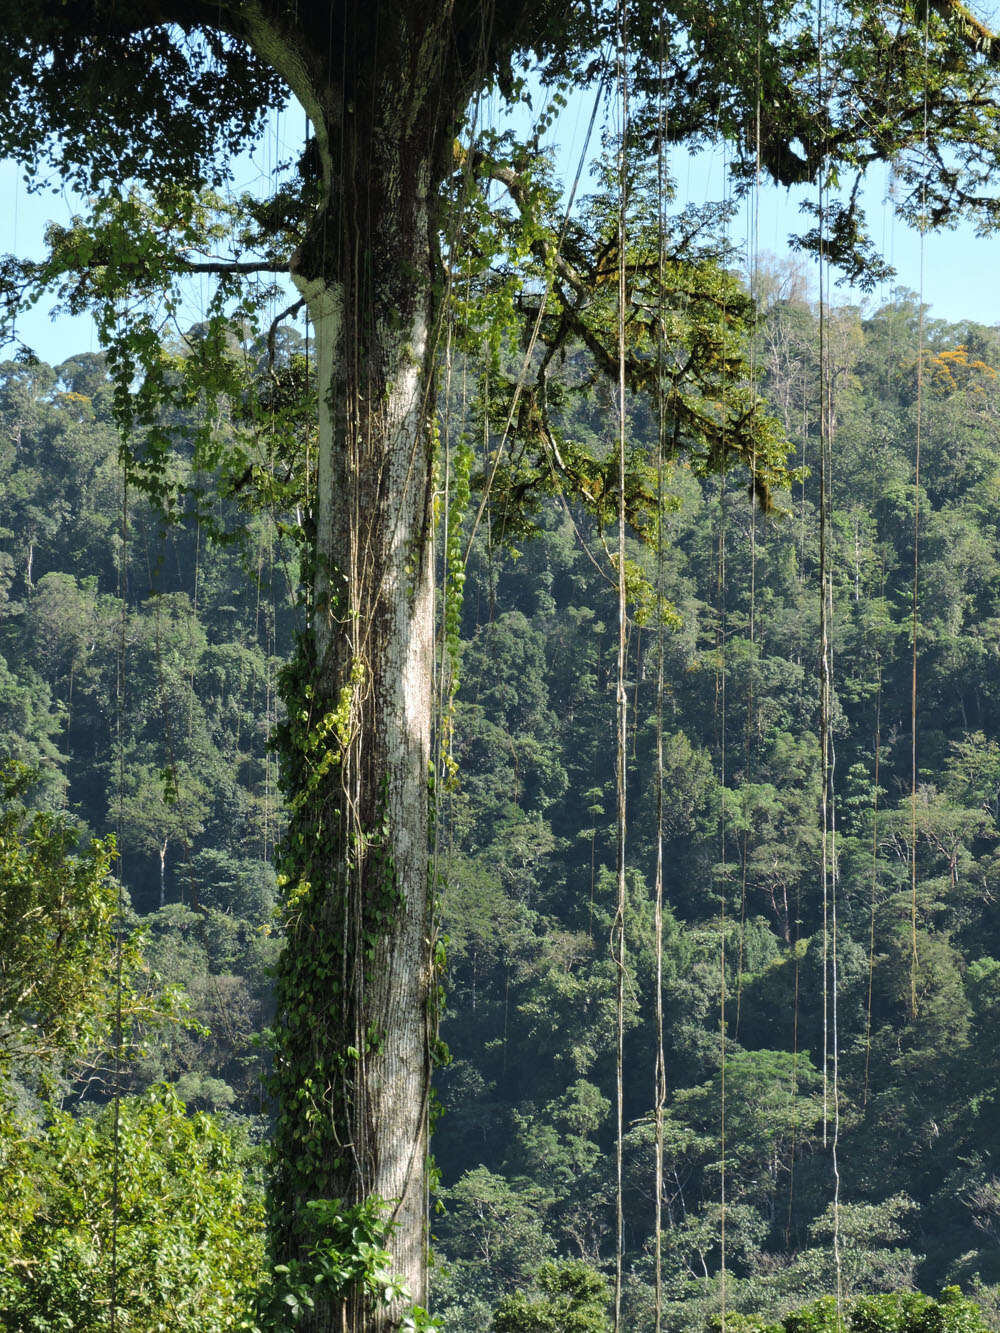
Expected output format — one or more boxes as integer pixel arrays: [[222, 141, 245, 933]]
[[267, 11, 459, 1329], [0, 2, 532, 1327]]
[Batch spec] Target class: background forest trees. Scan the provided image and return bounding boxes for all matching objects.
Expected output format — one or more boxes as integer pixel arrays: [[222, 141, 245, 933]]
[[5, 281, 1000, 1328]]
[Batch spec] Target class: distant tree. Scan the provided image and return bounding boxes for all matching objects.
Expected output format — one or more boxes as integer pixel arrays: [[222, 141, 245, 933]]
[[492, 1260, 612, 1333], [704, 1287, 991, 1332], [0, 761, 136, 1079]]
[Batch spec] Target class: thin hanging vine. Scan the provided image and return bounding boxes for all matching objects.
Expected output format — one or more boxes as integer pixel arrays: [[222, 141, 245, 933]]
[[613, 9, 630, 1327]]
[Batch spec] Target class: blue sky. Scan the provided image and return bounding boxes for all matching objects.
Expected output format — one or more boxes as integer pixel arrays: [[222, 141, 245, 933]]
[[0, 100, 307, 367], [2, 91, 999, 368], [669, 145, 1000, 328]]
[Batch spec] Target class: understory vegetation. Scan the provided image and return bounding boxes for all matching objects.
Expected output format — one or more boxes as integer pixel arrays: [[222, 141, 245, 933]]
[[4, 283, 1000, 1329]]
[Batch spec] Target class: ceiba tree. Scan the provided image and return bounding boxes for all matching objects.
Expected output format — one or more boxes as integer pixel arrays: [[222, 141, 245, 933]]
[[1, 1, 1000, 1328]]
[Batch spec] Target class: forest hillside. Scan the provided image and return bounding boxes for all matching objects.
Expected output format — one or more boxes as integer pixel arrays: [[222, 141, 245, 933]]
[[3, 286, 1000, 1330]]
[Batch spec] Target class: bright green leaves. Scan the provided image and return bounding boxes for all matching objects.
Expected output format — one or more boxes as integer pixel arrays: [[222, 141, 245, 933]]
[[279, 659, 367, 844], [43, 185, 235, 313], [492, 1259, 612, 1332], [447, 129, 793, 568], [440, 434, 474, 681], [705, 1286, 992, 1332], [0, 761, 139, 1080], [0, 1085, 265, 1333], [270, 641, 411, 1270], [266, 1195, 438, 1328], [0, 179, 310, 538]]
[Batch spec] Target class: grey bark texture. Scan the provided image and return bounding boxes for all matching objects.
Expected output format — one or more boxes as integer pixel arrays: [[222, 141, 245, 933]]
[[271, 9, 459, 1326], [0, 3, 556, 1327]]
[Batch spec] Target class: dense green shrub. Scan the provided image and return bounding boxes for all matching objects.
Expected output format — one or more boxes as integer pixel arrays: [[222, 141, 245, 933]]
[[707, 1288, 992, 1333], [491, 1260, 612, 1332], [0, 1086, 264, 1333]]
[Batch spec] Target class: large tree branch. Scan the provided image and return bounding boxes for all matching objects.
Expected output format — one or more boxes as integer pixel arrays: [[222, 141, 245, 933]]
[[470, 151, 594, 299], [265, 296, 306, 366], [180, 259, 289, 274], [932, 0, 1000, 61]]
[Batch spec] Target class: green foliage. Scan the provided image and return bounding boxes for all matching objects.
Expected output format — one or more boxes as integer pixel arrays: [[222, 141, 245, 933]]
[[0, 347, 293, 1324], [269, 629, 416, 1274], [430, 295, 1000, 1333], [437, 1164, 555, 1290], [709, 1288, 992, 1333], [455, 140, 794, 555], [850, 1288, 990, 1332], [0, 760, 142, 1078], [265, 1195, 439, 1330], [0, 1085, 264, 1333], [491, 1260, 612, 1332], [440, 434, 474, 686], [135, 902, 277, 1113]]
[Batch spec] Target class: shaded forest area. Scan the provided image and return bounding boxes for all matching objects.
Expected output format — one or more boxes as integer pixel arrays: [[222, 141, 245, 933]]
[[4, 283, 1000, 1329]]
